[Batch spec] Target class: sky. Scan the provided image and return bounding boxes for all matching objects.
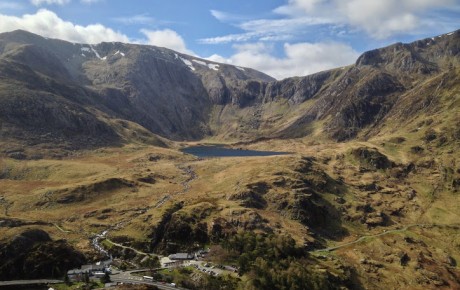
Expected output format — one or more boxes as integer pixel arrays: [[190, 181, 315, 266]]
[[0, 0, 459, 79]]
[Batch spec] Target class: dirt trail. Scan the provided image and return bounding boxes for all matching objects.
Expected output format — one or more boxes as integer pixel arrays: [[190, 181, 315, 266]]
[[92, 164, 197, 257], [310, 223, 459, 253]]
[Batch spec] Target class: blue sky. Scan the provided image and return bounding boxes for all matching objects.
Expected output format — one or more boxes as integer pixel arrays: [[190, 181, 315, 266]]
[[0, 0, 459, 79]]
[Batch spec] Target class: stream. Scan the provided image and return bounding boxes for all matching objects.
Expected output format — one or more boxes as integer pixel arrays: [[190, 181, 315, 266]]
[[91, 164, 198, 258]]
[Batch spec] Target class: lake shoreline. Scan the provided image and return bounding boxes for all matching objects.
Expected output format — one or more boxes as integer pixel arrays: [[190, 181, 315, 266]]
[[180, 145, 290, 158]]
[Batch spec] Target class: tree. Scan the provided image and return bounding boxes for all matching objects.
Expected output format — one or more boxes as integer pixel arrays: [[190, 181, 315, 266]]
[[64, 273, 71, 285], [142, 255, 161, 276], [100, 272, 111, 284]]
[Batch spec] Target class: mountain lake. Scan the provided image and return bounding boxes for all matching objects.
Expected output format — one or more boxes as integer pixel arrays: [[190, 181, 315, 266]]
[[181, 145, 290, 158]]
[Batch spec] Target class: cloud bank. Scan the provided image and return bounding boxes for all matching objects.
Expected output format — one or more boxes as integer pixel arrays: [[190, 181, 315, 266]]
[[0, 8, 194, 55], [141, 28, 194, 55], [277, 0, 455, 38], [208, 42, 359, 80], [0, 9, 129, 43]]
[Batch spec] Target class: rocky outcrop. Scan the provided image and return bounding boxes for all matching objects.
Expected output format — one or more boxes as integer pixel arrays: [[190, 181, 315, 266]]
[[35, 178, 136, 206], [351, 147, 394, 170], [0, 29, 459, 147], [0, 229, 86, 280]]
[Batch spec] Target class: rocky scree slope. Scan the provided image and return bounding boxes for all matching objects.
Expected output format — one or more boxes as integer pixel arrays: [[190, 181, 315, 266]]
[[0, 29, 459, 149]]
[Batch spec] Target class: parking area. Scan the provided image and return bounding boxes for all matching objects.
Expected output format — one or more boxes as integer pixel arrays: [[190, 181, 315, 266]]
[[185, 261, 238, 277]]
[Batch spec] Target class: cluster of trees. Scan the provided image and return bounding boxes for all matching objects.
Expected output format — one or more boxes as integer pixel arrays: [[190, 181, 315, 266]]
[[222, 231, 302, 274], [221, 231, 344, 290]]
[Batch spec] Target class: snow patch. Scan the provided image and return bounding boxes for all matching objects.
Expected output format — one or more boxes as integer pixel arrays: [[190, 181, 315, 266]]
[[193, 59, 207, 66], [236, 66, 245, 71], [208, 63, 219, 71], [114, 50, 125, 57], [191, 59, 220, 71], [81, 53, 86, 57], [180, 57, 195, 71], [90, 45, 103, 60], [174, 53, 178, 59], [81, 45, 105, 60], [447, 32, 454, 36]]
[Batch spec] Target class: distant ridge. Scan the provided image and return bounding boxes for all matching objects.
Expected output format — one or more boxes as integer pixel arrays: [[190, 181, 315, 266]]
[[0, 29, 459, 154]]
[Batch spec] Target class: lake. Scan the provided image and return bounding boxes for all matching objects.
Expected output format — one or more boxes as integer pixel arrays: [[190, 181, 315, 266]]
[[181, 145, 290, 158]]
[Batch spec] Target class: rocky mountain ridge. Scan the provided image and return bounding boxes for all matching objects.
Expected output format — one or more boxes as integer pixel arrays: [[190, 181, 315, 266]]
[[0, 29, 459, 153]]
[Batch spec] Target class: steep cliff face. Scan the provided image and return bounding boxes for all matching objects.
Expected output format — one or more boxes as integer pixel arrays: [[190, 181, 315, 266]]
[[0, 29, 459, 149], [208, 29, 460, 141], [0, 30, 275, 148]]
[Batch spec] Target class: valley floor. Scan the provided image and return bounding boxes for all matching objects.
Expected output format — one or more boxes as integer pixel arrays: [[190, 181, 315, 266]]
[[1, 136, 459, 289]]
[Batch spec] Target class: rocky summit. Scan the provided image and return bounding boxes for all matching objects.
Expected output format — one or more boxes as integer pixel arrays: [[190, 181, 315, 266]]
[[0, 29, 459, 290]]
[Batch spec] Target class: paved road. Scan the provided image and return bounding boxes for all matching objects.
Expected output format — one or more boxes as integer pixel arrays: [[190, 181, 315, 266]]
[[111, 277, 180, 290], [0, 279, 63, 286]]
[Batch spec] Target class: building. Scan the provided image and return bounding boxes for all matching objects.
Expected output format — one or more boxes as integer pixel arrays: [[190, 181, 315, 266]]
[[67, 269, 87, 282], [161, 256, 184, 268], [168, 253, 194, 260], [67, 259, 112, 281]]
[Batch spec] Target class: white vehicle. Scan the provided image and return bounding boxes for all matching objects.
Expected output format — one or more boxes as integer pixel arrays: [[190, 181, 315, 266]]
[[143, 275, 154, 281], [93, 272, 106, 278], [170, 283, 176, 287]]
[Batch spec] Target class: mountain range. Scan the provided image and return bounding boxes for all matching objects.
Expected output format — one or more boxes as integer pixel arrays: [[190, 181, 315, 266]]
[[0, 29, 459, 155], [0, 29, 459, 290]]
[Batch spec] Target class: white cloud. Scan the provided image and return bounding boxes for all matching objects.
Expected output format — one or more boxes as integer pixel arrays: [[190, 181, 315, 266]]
[[200, 17, 332, 44], [31, 0, 70, 6], [210, 10, 233, 22], [199, 32, 259, 44], [277, 0, 455, 39], [337, 0, 454, 38], [81, 0, 102, 3], [210, 10, 249, 22], [141, 28, 194, 55], [113, 14, 155, 25], [0, 9, 130, 43], [207, 41, 359, 80], [0, 9, 194, 55], [287, 0, 327, 13]]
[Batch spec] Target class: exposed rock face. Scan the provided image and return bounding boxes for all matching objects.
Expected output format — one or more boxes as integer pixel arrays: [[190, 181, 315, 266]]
[[228, 182, 270, 209], [351, 147, 394, 170], [0, 29, 273, 149], [1, 29, 459, 148], [0, 229, 86, 280]]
